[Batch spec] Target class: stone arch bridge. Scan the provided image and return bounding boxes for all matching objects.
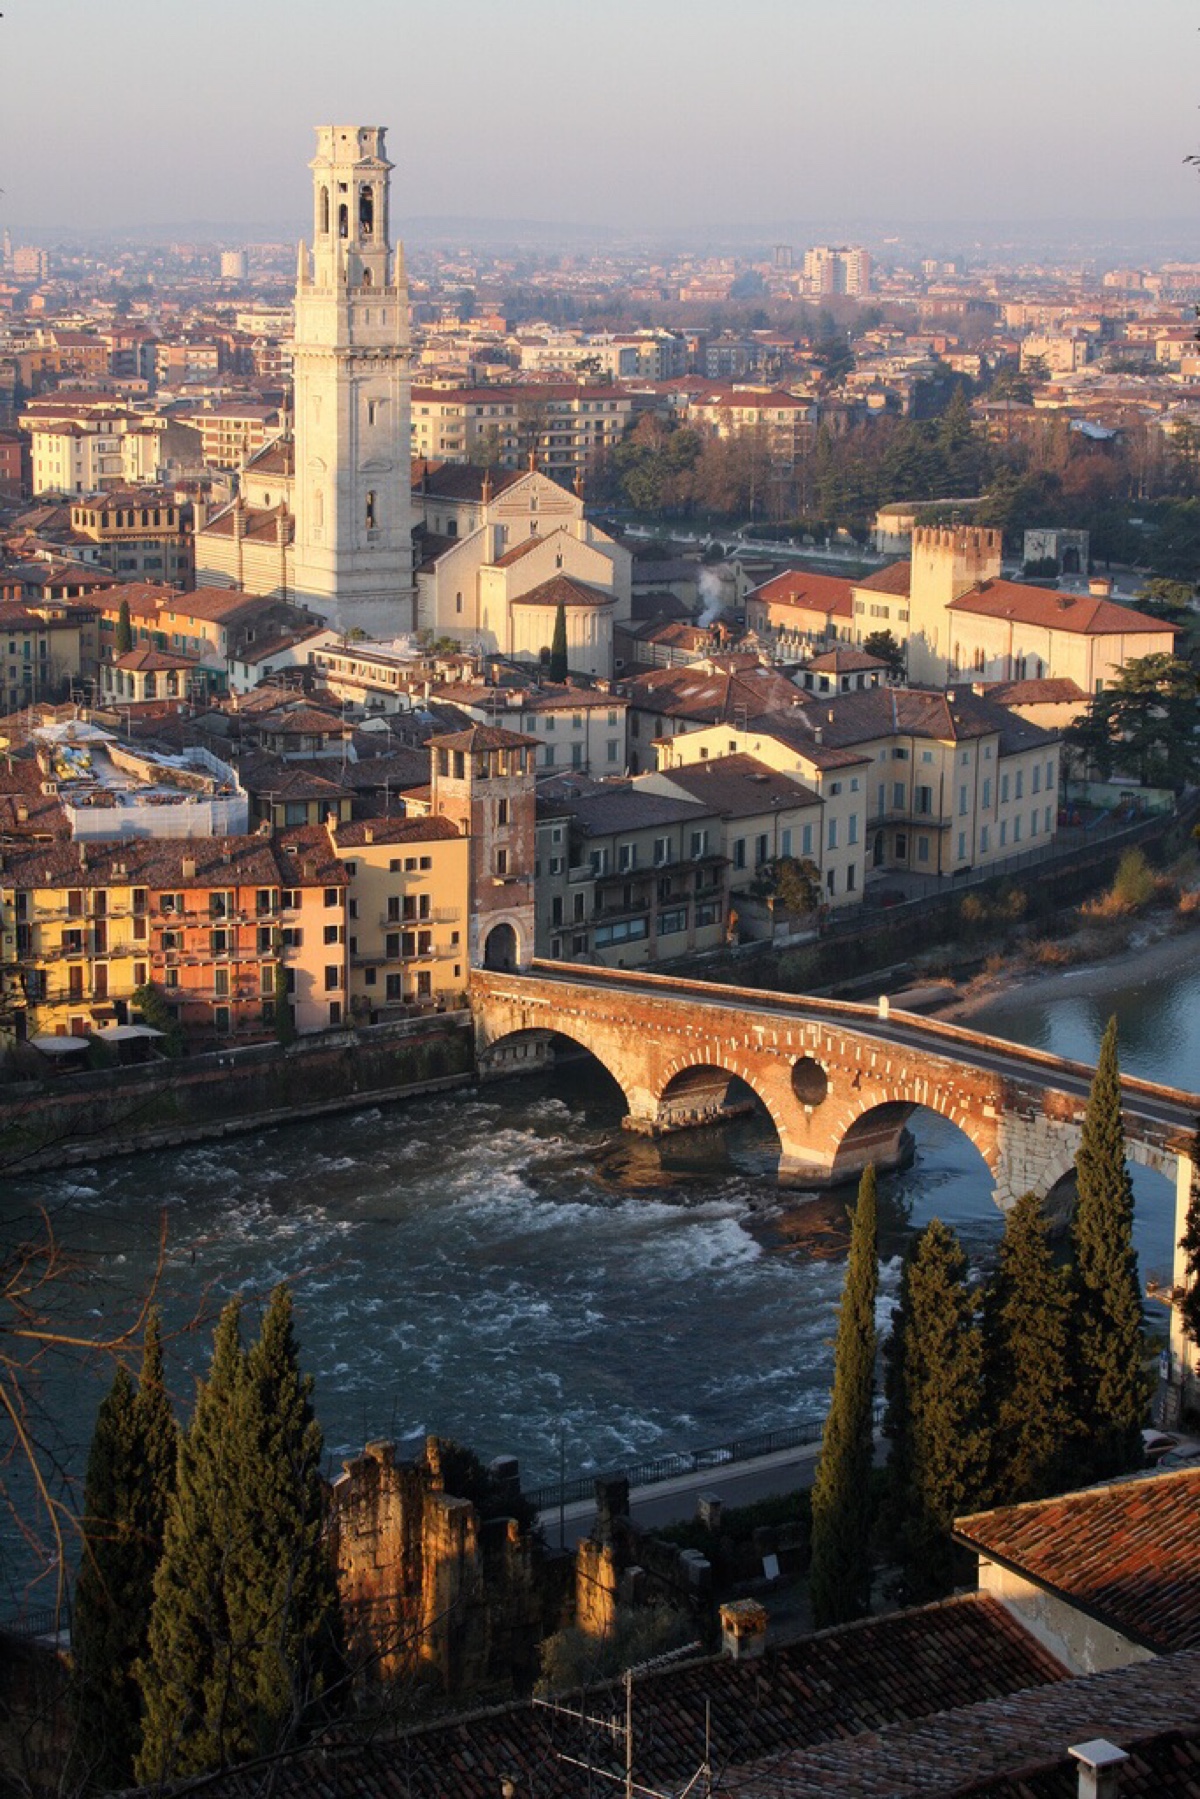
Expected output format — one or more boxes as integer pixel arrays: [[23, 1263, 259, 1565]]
[[470, 960, 1198, 1359]]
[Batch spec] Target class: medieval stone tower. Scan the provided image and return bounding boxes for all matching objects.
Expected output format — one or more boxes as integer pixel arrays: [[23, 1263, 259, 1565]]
[[292, 126, 416, 634], [906, 525, 1003, 686]]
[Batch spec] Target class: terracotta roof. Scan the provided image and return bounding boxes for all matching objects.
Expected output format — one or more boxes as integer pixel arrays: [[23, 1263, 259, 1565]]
[[241, 437, 295, 477], [199, 504, 294, 545], [807, 647, 887, 672], [948, 580, 1176, 637], [939, 1725, 1200, 1798], [722, 1646, 1200, 1798], [331, 815, 463, 848], [854, 561, 913, 596], [113, 645, 198, 672], [954, 1466, 1200, 1656], [651, 754, 823, 817], [976, 677, 1088, 706], [411, 460, 529, 503], [142, 1594, 1067, 1799], [509, 574, 613, 610], [619, 661, 804, 724], [430, 723, 538, 752], [493, 533, 544, 567], [771, 685, 1055, 756], [747, 569, 854, 618]]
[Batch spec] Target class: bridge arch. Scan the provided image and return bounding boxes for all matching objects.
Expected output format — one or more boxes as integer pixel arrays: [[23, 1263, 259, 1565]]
[[653, 1050, 790, 1149], [478, 1023, 636, 1114], [827, 1090, 1000, 1192]]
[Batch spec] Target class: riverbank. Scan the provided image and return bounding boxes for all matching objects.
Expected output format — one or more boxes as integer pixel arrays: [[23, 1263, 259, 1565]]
[[941, 909, 1200, 1024]]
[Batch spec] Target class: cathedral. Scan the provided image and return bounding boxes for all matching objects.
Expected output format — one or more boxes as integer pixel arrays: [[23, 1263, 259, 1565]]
[[194, 125, 630, 670]]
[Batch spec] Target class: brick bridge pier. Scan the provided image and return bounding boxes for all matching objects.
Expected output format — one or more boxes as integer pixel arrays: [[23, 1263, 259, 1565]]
[[470, 960, 1198, 1369]]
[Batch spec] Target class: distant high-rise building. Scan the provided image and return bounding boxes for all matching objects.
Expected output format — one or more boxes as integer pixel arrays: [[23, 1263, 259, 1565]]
[[773, 244, 794, 270], [292, 124, 416, 634], [220, 249, 248, 281], [803, 245, 871, 298]]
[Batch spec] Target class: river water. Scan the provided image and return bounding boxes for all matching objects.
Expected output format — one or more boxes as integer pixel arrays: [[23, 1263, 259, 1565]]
[[2, 953, 1196, 1612]]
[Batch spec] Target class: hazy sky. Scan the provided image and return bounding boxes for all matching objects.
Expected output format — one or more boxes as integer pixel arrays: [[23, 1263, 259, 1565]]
[[3, 0, 1198, 238]]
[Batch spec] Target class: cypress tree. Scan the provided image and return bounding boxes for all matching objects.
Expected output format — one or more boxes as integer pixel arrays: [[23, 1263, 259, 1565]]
[[548, 602, 568, 683], [983, 1192, 1076, 1502], [809, 1164, 879, 1629], [115, 597, 133, 655], [72, 1312, 178, 1792], [1071, 1016, 1145, 1476], [232, 1284, 341, 1750], [136, 1297, 250, 1784], [136, 1290, 341, 1786], [884, 1219, 989, 1602]]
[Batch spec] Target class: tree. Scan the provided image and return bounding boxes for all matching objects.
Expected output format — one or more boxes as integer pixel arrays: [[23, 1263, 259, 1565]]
[[115, 598, 133, 656], [548, 601, 569, 683], [274, 956, 295, 1047], [136, 1290, 341, 1786], [1070, 1017, 1146, 1477], [809, 1165, 879, 1628], [882, 1219, 989, 1601], [72, 1312, 178, 1792], [751, 855, 822, 916], [132, 980, 184, 1057], [862, 629, 906, 681], [1088, 654, 1200, 792], [982, 1193, 1076, 1503]]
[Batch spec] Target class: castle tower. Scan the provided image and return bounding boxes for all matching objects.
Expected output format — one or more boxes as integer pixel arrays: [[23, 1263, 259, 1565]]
[[292, 125, 415, 634], [429, 725, 538, 971], [906, 525, 1003, 686]]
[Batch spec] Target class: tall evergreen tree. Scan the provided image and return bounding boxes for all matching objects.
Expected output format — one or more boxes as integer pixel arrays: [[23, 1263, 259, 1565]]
[[136, 1297, 250, 1784], [548, 602, 569, 683], [115, 597, 133, 655], [983, 1192, 1076, 1502], [232, 1284, 341, 1749], [136, 1290, 341, 1786], [882, 1219, 989, 1602], [1071, 1016, 1145, 1476], [72, 1312, 178, 1792], [809, 1165, 879, 1629]]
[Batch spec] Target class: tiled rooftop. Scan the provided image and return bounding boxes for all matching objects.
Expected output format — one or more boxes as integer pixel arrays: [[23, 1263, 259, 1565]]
[[955, 1466, 1200, 1656]]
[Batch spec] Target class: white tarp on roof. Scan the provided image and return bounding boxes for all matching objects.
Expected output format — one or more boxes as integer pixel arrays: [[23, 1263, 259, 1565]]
[[29, 1035, 90, 1055]]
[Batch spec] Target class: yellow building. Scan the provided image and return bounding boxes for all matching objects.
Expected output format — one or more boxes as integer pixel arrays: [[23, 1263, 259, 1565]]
[[328, 815, 470, 1019]]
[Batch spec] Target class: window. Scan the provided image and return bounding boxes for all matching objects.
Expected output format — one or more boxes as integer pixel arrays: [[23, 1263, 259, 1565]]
[[214, 968, 230, 998], [324, 965, 340, 991], [329, 1001, 342, 1025], [917, 835, 930, 863], [1032, 764, 1041, 795], [386, 932, 400, 958], [1045, 805, 1053, 833], [386, 974, 402, 1001], [848, 815, 859, 846], [324, 887, 339, 907], [210, 890, 233, 919], [982, 777, 992, 809], [211, 929, 231, 956], [827, 818, 838, 851], [281, 926, 303, 948], [801, 823, 814, 857], [733, 839, 746, 870], [1000, 774, 1010, 804], [689, 830, 708, 858], [607, 740, 620, 764], [846, 864, 856, 891], [255, 888, 274, 916], [959, 785, 968, 816], [695, 901, 721, 927], [916, 785, 933, 816], [1015, 770, 1024, 800], [892, 782, 905, 809], [826, 868, 837, 896], [618, 843, 636, 872], [496, 849, 508, 876], [980, 825, 989, 853], [1013, 816, 1022, 844], [365, 490, 377, 530], [324, 924, 341, 944], [653, 836, 671, 866], [957, 831, 967, 860], [498, 798, 510, 826], [658, 906, 687, 935]]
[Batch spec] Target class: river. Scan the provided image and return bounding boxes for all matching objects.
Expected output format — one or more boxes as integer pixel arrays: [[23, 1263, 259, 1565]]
[[1, 953, 1195, 1614]]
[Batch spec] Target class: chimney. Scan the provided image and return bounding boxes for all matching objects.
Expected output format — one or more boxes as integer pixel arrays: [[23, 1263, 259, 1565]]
[[1068, 1740, 1128, 1799], [720, 1600, 768, 1663], [182, 855, 196, 881], [1088, 576, 1113, 597]]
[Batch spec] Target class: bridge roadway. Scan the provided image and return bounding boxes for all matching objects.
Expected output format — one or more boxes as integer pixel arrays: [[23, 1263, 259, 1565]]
[[518, 959, 1199, 1144]]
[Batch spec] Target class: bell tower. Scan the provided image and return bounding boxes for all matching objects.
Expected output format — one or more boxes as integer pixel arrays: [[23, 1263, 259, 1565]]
[[292, 125, 416, 634]]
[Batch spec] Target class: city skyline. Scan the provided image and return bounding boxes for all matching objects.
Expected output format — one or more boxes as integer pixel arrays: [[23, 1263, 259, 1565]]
[[3, 0, 1198, 240]]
